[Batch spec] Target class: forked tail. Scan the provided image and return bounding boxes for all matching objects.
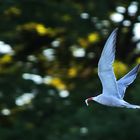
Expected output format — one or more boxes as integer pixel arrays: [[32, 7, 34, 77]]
[[126, 104, 140, 109]]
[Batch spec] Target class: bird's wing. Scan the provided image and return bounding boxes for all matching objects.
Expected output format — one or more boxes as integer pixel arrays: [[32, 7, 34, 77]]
[[117, 64, 140, 99], [98, 28, 121, 98]]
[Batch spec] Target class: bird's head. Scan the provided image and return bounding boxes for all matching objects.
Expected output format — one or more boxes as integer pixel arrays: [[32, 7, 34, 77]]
[[85, 97, 94, 106]]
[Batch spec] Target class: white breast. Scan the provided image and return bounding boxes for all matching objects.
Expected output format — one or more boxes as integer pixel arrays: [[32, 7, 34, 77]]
[[94, 95, 124, 107]]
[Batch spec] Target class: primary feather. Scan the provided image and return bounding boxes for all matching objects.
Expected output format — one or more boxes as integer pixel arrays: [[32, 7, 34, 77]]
[[98, 28, 120, 98], [117, 64, 140, 98]]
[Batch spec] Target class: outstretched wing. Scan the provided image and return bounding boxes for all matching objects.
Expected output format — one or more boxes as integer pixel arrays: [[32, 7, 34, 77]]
[[117, 64, 140, 99], [98, 28, 121, 98]]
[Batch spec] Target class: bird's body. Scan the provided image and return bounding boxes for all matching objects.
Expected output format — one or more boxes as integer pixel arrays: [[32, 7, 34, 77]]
[[85, 28, 140, 109], [93, 95, 124, 107], [92, 95, 140, 109]]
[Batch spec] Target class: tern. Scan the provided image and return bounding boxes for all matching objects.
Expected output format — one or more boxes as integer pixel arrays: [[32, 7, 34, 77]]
[[85, 28, 140, 109]]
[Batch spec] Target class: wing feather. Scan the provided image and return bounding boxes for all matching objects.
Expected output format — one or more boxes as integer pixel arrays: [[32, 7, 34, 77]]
[[98, 28, 120, 98], [117, 64, 140, 98]]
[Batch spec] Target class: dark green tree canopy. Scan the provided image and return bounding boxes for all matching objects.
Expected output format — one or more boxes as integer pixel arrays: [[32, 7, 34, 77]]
[[0, 0, 140, 140]]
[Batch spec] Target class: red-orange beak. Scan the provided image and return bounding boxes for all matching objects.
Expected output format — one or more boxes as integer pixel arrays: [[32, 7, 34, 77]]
[[85, 97, 93, 106]]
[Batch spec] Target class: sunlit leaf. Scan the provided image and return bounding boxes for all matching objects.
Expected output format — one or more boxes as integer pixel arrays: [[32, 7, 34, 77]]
[[88, 33, 99, 43], [113, 60, 128, 78]]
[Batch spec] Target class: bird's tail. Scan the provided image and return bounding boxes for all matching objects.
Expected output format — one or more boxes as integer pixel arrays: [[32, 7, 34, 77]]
[[126, 104, 140, 109]]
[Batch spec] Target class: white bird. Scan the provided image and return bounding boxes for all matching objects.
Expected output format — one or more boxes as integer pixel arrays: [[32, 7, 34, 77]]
[[85, 28, 140, 109]]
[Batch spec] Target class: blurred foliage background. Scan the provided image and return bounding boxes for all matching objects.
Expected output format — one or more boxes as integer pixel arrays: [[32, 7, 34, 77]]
[[0, 0, 140, 140]]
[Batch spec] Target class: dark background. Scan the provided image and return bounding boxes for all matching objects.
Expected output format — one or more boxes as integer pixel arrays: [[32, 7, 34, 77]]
[[0, 0, 140, 139]]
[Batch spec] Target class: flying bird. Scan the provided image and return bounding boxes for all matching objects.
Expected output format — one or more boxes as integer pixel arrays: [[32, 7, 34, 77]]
[[85, 28, 140, 109]]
